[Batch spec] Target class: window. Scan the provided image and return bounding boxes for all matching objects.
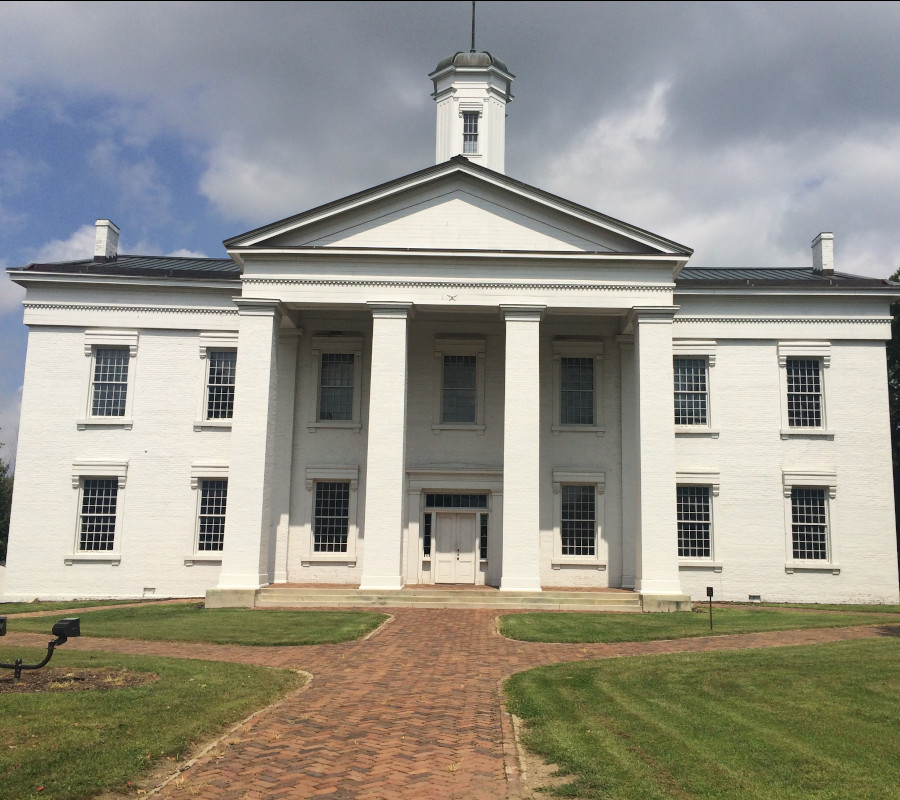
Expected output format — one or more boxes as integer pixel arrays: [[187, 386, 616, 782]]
[[552, 339, 604, 434], [424, 493, 488, 508], [433, 337, 485, 432], [782, 470, 838, 572], [309, 336, 363, 431], [551, 470, 606, 567], [463, 111, 478, 154], [79, 330, 138, 429], [423, 513, 432, 557], [304, 466, 359, 563], [67, 459, 128, 564], [674, 358, 708, 426], [197, 479, 228, 551], [479, 513, 489, 560], [777, 342, 831, 438], [205, 351, 237, 419], [314, 482, 350, 553], [677, 486, 711, 558]]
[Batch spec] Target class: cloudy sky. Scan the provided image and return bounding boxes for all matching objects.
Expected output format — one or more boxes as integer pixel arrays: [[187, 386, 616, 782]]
[[1, 1, 899, 464]]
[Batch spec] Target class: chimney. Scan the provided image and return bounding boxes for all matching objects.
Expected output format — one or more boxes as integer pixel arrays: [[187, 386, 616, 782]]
[[94, 219, 120, 261], [811, 232, 834, 276]]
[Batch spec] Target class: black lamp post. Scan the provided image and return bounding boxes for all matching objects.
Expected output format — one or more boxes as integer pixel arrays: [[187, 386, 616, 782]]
[[0, 617, 81, 680]]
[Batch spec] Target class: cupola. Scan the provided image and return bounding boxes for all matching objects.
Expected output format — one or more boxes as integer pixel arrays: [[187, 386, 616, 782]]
[[429, 50, 514, 173]]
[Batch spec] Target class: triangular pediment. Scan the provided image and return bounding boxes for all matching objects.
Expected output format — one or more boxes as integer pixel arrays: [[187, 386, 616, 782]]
[[225, 157, 692, 259]]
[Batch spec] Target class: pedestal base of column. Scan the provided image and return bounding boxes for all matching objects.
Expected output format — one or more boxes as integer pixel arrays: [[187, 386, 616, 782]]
[[499, 576, 542, 592], [205, 588, 258, 608], [639, 593, 692, 613], [359, 575, 404, 591]]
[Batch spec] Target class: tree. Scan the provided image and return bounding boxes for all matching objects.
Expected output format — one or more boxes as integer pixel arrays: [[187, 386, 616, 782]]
[[0, 437, 11, 564], [888, 270, 900, 581]]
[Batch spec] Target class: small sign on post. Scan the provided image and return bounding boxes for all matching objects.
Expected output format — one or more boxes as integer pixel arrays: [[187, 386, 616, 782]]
[[706, 586, 714, 630]]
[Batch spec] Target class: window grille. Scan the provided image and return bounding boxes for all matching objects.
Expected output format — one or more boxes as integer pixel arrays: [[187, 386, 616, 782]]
[[91, 348, 129, 417], [206, 351, 237, 419], [791, 488, 828, 559], [424, 493, 488, 509], [442, 355, 477, 423], [79, 479, 118, 551], [314, 481, 350, 552], [319, 354, 354, 420], [479, 513, 488, 560], [463, 112, 478, 154], [560, 357, 594, 425], [673, 358, 708, 425], [786, 359, 822, 427], [422, 513, 432, 556], [561, 485, 595, 556], [677, 485, 711, 558], [198, 479, 227, 551]]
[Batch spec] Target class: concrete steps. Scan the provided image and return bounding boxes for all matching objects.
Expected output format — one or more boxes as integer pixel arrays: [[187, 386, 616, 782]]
[[253, 586, 643, 612]]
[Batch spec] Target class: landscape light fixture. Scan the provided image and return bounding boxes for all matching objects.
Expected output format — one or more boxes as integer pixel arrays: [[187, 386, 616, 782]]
[[706, 586, 714, 630], [0, 617, 81, 680]]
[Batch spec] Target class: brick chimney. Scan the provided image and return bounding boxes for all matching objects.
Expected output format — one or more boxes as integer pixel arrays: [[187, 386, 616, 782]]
[[812, 232, 834, 276], [94, 219, 120, 261]]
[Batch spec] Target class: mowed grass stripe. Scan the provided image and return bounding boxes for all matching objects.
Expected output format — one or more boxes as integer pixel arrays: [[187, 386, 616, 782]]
[[499, 607, 900, 643], [505, 639, 900, 800], [6, 603, 389, 646]]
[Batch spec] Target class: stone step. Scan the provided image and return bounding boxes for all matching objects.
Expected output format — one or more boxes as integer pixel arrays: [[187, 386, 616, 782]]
[[255, 598, 641, 611]]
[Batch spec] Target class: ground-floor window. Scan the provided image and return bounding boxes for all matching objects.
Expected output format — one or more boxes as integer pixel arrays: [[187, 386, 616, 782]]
[[197, 479, 228, 551], [560, 484, 595, 556], [791, 487, 828, 560], [314, 481, 350, 553], [423, 513, 432, 556], [677, 485, 711, 558], [479, 513, 488, 559], [79, 478, 118, 551]]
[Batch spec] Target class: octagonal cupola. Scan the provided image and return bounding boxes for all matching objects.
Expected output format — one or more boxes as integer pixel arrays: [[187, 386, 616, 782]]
[[429, 50, 514, 173]]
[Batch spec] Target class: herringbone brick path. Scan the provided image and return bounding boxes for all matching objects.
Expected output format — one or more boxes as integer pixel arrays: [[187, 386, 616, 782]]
[[6, 610, 899, 799]]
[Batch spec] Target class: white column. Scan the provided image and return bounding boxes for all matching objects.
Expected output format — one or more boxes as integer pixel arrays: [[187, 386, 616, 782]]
[[633, 307, 683, 595], [617, 334, 637, 589], [359, 302, 412, 590], [218, 299, 284, 589], [500, 305, 544, 592], [272, 330, 301, 584]]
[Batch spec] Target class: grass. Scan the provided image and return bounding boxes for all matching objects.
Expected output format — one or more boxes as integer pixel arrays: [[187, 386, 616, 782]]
[[7, 604, 389, 646], [505, 638, 900, 799], [753, 602, 900, 614], [0, 599, 149, 615], [0, 647, 302, 800], [499, 607, 900, 643]]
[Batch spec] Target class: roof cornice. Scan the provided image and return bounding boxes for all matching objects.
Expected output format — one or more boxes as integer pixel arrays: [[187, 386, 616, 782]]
[[7, 270, 239, 291]]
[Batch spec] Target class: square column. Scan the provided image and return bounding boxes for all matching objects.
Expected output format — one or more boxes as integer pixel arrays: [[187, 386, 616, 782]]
[[617, 334, 637, 589], [360, 302, 412, 590], [632, 307, 683, 596], [218, 298, 284, 589], [500, 305, 544, 592]]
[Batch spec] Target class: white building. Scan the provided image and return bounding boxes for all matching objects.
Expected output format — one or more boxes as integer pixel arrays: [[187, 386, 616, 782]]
[[4, 51, 899, 607]]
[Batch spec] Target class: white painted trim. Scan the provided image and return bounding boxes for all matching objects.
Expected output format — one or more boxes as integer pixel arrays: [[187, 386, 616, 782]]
[[551, 338, 605, 435], [782, 470, 839, 572], [777, 343, 830, 437], [551, 470, 606, 568], [308, 335, 363, 433], [432, 336, 486, 434], [304, 466, 360, 565]]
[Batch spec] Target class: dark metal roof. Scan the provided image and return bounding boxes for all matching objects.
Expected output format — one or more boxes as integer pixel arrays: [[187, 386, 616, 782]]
[[12, 254, 240, 280], [676, 266, 891, 288], [432, 51, 511, 75]]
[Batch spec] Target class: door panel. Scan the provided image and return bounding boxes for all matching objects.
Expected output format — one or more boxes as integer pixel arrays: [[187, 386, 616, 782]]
[[435, 513, 477, 584]]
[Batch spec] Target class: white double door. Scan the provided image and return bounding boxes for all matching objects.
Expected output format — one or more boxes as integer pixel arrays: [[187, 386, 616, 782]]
[[434, 512, 477, 584]]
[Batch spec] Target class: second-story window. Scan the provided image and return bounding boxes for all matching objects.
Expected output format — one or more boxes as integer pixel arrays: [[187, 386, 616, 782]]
[[463, 112, 479, 154]]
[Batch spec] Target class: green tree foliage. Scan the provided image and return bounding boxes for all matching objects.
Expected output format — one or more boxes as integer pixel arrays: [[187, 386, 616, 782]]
[[888, 270, 900, 577], [0, 447, 10, 564]]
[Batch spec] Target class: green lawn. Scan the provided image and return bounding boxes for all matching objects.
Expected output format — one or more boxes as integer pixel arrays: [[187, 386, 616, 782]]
[[505, 639, 900, 799], [0, 599, 149, 615], [7, 604, 388, 646], [753, 602, 900, 614], [0, 647, 302, 800], [499, 607, 900, 643]]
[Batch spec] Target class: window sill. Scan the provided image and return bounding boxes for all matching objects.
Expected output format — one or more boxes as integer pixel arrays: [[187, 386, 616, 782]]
[[679, 560, 723, 572], [77, 419, 133, 431], [551, 425, 605, 437], [308, 421, 362, 433], [184, 555, 223, 566], [551, 560, 606, 570], [780, 429, 834, 440], [64, 552, 121, 565], [675, 428, 720, 439], [301, 556, 357, 566], [431, 424, 485, 435], [194, 419, 232, 432], [785, 562, 840, 574]]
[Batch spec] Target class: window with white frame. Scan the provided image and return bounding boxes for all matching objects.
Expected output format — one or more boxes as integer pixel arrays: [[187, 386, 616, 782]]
[[676, 471, 721, 568], [462, 111, 479, 154], [79, 330, 138, 429], [552, 339, 604, 434], [433, 338, 486, 432], [197, 479, 228, 551], [68, 459, 128, 563], [552, 470, 605, 566], [777, 342, 831, 437], [304, 466, 359, 562], [309, 336, 363, 431], [205, 351, 237, 419], [673, 341, 716, 434], [782, 470, 837, 571]]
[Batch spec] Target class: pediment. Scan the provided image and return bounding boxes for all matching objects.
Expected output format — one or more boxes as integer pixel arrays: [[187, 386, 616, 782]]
[[225, 158, 692, 258]]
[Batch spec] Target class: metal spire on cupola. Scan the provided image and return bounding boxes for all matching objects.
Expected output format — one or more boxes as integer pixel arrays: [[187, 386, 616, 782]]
[[429, 2, 514, 173]]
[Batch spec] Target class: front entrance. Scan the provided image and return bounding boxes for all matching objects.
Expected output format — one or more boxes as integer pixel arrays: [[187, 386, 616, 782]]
[[434, 513, 477, 584]]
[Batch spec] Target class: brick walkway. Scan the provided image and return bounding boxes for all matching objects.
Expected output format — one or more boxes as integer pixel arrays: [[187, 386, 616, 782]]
[[5, 610, 899, 799]]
